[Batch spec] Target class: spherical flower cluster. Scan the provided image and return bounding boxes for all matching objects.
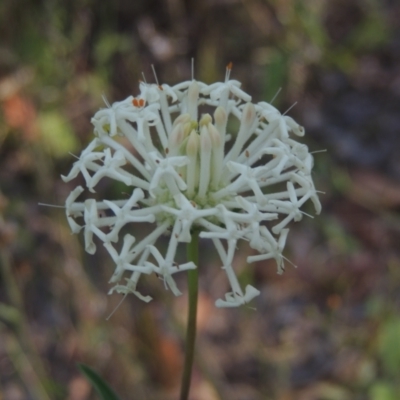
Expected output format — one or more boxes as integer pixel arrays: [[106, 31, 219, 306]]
[[62, 68, 321, 307]]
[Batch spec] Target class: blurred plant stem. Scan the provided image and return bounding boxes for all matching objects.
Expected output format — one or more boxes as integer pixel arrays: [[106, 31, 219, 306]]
[[0, 249, 52, 400], [179, 231, 199, 400]]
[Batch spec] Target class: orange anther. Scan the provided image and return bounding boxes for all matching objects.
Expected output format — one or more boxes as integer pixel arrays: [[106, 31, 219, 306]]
[[132, 98, 146, 108], [227, 62, 233, 70]]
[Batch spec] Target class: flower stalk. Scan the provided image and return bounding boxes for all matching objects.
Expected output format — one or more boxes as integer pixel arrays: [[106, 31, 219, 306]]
[[180, 231, 199, 400]]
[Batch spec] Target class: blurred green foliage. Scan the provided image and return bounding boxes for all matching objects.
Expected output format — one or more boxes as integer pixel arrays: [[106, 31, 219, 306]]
[[378, 318, 400, 376], [38, 112, 78, 157]]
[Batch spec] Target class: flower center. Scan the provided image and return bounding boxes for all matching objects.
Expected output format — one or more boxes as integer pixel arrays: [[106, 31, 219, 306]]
[[153, 112, 233, 218]]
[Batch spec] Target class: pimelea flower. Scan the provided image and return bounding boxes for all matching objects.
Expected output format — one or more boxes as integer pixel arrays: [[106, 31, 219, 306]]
[[62, 66, 321, 307]]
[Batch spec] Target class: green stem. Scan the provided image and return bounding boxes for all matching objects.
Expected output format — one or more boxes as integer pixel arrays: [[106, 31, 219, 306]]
[[179, 231, 199, 400]]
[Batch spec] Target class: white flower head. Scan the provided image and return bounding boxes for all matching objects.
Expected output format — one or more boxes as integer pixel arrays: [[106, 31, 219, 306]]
[[63, 65, 321, 307]]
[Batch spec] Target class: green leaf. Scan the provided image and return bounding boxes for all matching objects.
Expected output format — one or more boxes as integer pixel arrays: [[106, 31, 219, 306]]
[[78, 363, 121, 400]]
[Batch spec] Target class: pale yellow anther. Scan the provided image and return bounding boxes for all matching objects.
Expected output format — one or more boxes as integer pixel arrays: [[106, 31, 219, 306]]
[[186, 130, 200, 156], [199, 113, 212, 127], [183, 121, 198, 137], [214, 106, 227, 126], [168, 124, 185, 156], [200, 125, 212, 152], [208, 123, 221, 147], [172, 113, 191, 128]]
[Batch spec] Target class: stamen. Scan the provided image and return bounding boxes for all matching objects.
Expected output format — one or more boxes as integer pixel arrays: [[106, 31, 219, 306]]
[[311, 149, 327, 154], [151, 64, 159, 86], [282, 101, 298, 116], [225, 62, 233, 82], [282, 255, 297, 268], [102, 94, 111, 108], [38, 203, 66, 208], [106, 293, 128, 320], [270, 87, 282, 104]]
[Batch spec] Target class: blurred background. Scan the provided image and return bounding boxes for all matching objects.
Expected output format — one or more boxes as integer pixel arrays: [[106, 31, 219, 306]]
[[1, 0, 400, 399]]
